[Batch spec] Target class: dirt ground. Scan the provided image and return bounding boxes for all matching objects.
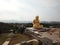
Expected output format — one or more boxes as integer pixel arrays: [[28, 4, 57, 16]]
[[0, 28, 60, 45]]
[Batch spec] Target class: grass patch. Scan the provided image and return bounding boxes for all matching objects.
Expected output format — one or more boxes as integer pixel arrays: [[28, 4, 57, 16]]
[[0, 33, 8, 45], [9, 33, 31, 45], [0, 33, 32, 45]]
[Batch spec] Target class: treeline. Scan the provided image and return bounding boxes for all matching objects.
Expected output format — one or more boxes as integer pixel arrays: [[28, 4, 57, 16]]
[[41, 23, 60, 28], [0, 22, 13, 33], [0, 22, 60, 33], [0, 22, 32, 33]]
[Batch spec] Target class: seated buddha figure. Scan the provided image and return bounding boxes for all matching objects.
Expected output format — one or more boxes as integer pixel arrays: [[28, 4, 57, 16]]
[[33, 16, 43, 29]]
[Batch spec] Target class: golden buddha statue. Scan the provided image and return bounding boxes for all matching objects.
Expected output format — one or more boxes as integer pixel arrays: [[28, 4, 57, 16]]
[[33, 16, 43, 29]]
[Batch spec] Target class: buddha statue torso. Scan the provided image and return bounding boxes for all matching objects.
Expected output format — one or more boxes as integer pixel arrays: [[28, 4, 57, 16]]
[[33, 19, 40, 25]]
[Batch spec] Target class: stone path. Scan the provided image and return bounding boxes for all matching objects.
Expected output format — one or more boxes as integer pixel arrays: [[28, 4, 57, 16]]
[[2, 37, 12, 45], [14, 43, 20, 45], [14, 39, 38, 45], [2, 41, 10, 45]]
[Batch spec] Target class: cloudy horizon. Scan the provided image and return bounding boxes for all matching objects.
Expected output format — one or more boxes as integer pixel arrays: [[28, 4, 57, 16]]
[[0, 0, 60, 22]]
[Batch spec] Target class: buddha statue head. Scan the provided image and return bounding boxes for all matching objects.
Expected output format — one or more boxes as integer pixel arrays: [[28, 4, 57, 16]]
[[35, 16, 39, 20]]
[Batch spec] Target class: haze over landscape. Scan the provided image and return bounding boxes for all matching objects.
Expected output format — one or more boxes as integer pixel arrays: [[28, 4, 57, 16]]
[[0, 0, 60, 23]]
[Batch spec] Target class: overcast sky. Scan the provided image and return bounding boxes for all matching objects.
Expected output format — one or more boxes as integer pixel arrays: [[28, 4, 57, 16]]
[[0, 0, 60, 22]]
